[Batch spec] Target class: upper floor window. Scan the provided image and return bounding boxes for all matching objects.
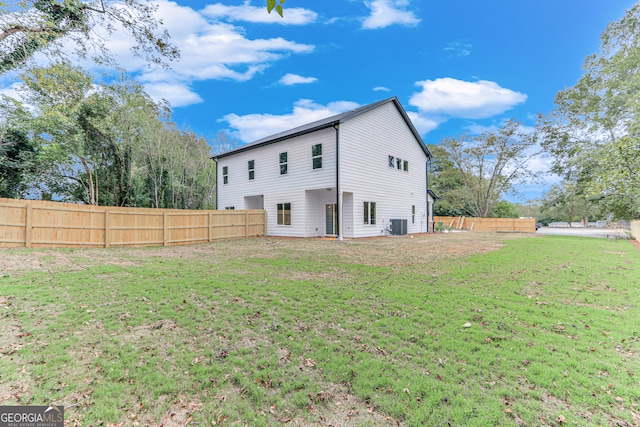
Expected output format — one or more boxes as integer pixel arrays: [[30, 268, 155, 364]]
[[279, 152, 288, 175], [389, 155, 408, 172], [312, 144, 322, 169], [248, 160, 255, 180], [364, 201, 376, 225], [222, 166, 228, 184]]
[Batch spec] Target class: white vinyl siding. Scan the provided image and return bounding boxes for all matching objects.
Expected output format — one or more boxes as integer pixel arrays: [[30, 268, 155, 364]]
[[217, 128, 336, 236], [216, 99, 431, 238], [264, 190, 305, 236], [339, 101, 428, 237], [304, 188, 337, 237]]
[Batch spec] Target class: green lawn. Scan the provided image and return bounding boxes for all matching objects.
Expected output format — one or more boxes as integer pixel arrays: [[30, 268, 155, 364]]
[[0, 234, 638, 426]]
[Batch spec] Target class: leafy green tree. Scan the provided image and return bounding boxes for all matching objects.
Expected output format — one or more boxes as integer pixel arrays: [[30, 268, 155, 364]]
[[540, 3, 640, 218], [0, 125, 36, 197], [514, 200, 542, 219], [427, 143, 467, 216], [435, 120, 541, 217], [491, 200, 519, 218], [17, 61, 104, 204], [0, 0, 179, 73], [539, 181, 603, 226], [2, 62, 216, 208]]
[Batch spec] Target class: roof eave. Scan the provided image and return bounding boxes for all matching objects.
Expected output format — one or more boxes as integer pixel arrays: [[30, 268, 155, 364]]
[[212, 121, 339, 160], [212, 96, 432, 160]]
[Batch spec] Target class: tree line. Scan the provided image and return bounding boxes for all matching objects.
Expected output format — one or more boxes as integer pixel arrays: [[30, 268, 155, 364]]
[[0, 62, 227, 209]]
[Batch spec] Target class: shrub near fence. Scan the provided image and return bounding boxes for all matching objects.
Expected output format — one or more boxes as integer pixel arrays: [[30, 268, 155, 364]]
[[434, 216, 536, 233], [0, 198, 266, 248]]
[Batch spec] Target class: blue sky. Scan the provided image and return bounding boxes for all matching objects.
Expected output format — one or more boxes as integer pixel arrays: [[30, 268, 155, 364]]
[[3, 0, 637, 202]]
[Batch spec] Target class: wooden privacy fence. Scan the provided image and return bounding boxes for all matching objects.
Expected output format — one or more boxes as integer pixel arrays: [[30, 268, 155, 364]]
[[0, 198, 266, 248], [434, 216, 536, 233]]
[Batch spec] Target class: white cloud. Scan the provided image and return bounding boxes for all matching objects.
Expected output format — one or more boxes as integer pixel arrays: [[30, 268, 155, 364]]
[[406, 111, 439, 134], [525, 152, 557, 176], [279, 73, 318, 85], [444, 41, 472, 57], [139, 1, 314, 105], [410, 77, 527, 119], [143, 82, 203, 107], [221, 99, 360, 142], [202, 2, 318, 25], [52, 0, 315, 107], [362, 0, 421, 29], [373, 86, 390, 92]]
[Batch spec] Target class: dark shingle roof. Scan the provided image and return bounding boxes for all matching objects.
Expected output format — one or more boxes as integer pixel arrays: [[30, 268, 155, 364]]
[[212, 96, 431, 159]]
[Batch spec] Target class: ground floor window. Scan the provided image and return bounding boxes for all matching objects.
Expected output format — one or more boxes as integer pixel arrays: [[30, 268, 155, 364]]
[[364, 201, 376, 225], [412, 205, 415, 224], [277, 203, 291, 225]]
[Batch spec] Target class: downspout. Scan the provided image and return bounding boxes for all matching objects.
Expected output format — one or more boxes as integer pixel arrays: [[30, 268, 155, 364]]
[[333, 124, 342, 240], [213, 157, 218, 210], [426, 158, 431, 233]]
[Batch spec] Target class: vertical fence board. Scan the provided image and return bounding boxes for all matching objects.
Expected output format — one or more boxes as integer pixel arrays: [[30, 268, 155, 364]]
[[105, 210, 110, 248], [0, 203, 25, 247], [25, 204, 32, 248]]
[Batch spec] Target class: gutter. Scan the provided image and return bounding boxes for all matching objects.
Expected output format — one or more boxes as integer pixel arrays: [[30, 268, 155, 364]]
[[334, 124, 342, 240], [213, 157, 218, 210], [425, 159, 429, 233]]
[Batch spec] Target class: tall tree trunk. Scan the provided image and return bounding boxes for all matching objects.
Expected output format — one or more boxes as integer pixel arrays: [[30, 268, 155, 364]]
[[80, 157, 97, 205]]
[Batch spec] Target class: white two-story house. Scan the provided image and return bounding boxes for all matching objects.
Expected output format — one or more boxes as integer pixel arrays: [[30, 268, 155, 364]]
[[212, 97, 436, 239]]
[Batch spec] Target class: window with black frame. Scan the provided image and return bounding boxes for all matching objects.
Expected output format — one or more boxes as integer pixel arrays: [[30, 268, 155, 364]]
[[279, 152, 288, 175], [312, 144, 322, 169]]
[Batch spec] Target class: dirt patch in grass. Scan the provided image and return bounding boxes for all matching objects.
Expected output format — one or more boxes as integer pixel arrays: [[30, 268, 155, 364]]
[[0, 249, 138, 274], [290, 385, 399, 426], [0, 253, 44, 273], [0, 232, 525, 274]]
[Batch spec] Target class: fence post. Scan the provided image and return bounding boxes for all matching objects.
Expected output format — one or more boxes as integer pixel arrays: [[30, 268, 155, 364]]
[[245, 211, 249, 237], [104, 209, 110, 248], [163, 212, 168, 246], [25, 203, 32, 248]]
